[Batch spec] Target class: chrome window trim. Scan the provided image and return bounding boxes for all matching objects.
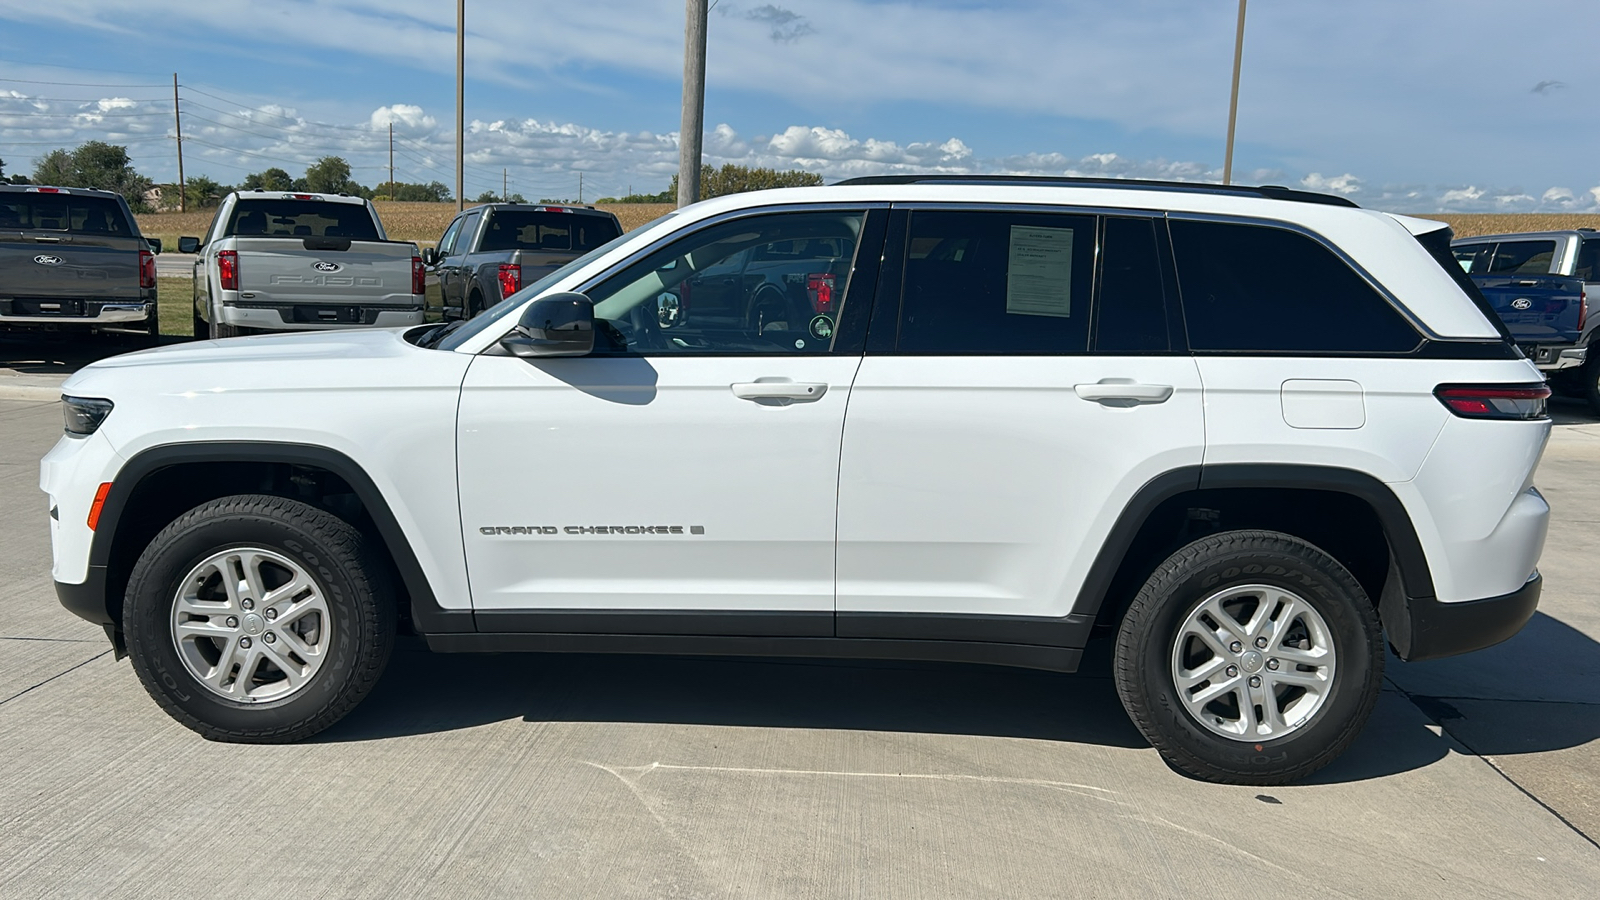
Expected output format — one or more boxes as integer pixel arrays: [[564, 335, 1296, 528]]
[[888, 201, 1164, 218], [1166, 210, 1449, 343]]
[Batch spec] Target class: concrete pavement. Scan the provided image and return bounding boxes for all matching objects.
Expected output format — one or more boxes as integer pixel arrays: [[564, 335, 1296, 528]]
[[1, 398, 1598, 897]]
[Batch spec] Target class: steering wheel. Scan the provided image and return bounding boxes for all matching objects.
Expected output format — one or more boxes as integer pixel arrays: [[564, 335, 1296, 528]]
[[605, 300, 668, 352]]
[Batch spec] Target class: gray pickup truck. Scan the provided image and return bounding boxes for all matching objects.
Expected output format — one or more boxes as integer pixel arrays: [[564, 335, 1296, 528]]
[[182, 191, 425, 338], [423, 203, 622, 320], [1451, 230, 1600, 412], [0, 184, 158, 339]]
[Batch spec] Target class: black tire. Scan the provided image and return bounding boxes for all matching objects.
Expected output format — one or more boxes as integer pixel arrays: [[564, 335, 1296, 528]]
[[1581, 352, 1600, 417], [193, 309, 208, 340], [123, 494, 395, 742], [466, 291, 484, 320], [1113, 530, 1384, 785], [213, 321, 241, 338]]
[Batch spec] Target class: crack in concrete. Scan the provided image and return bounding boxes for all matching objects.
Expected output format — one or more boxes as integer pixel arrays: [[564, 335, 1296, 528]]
[[0, 650, 110, 707]]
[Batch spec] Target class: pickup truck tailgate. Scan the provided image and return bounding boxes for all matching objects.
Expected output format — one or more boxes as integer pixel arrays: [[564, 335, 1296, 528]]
[[0, 233, 142, 301], [1473, 274, 1585, 344], [232, 237, 416, 305]]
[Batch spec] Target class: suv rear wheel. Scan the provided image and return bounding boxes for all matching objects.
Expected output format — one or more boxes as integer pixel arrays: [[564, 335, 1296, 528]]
[[123, 494, 395, 742], [1113, 530, 1383, 785]]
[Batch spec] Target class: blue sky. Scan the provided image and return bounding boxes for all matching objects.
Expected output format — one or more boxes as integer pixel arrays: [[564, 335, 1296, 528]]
[[1, 0, 1596, 211]]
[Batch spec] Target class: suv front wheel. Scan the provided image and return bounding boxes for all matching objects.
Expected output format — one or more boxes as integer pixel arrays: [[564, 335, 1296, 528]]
[[123, 494, 395, 742], [1113, 530, 1384, 785]]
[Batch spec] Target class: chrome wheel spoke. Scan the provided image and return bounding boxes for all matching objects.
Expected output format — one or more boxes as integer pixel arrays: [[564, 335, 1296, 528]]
[[1175, 655, 1230, 690], [1188, 675, 1243, 708]]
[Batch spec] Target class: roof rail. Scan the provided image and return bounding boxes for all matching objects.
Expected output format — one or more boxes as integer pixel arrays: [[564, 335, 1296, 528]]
[[831, 174, 1360, 208]]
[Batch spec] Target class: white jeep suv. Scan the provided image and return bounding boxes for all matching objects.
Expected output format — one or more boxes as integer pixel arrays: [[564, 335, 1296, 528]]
[[40, 177, 1551, 784]]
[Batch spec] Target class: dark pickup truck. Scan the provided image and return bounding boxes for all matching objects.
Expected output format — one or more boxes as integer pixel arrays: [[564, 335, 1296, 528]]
[[0, 184, 158, 338], [423, 203, 623, 320], [1452, 236, 1592, 410]]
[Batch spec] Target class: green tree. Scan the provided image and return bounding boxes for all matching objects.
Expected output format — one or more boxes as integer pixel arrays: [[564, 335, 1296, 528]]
[[184, 175, 228, 208], [666, 164, 824, 202], [303, 156, 362, 195], [30, 141, 154, 211], [474, 190, 500, 203], [240, 167, 294, 191]]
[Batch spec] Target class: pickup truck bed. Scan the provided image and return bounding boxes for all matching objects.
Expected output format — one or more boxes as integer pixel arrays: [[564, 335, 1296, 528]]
[[0, 185, 156, 336]]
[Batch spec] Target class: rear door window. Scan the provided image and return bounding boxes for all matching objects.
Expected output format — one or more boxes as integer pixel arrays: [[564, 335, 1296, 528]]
[[478, 211, 622, 253], [1485, 240, 1557, 274], [224, 199, 380, 240], [1095, 217, 1170, 353], [0, 194, 133, 236], [893, 210, 1095, 354], [1452, 242, 1492, 274], [1169, 219, 1421, 354]]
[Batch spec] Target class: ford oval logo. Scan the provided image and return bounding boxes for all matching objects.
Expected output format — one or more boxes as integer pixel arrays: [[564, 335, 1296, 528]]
[[1510, 297, 1533, 310], [313, 261, 342, 273], [33, 254, 64, 266]]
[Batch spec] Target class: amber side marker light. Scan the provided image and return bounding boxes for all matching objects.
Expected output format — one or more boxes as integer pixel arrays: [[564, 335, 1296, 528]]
[[87, 482, 113, 531]]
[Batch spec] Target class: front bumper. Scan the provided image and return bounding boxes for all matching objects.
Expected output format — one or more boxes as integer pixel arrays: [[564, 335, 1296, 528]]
[[1388, 571, 1542, 662]]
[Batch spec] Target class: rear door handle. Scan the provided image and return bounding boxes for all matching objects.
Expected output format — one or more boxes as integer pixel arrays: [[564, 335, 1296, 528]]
[[1074, 382, 1173, 404], [731, 381, 828, 402]]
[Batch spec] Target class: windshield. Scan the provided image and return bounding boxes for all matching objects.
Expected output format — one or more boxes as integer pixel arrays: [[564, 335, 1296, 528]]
[[0, 194, 133, 235], [225, 199, 381, 240], [435, 212, 679, 352]]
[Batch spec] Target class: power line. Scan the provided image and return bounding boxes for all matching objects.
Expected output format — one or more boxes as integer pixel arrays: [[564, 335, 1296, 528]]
[[181, 136, 384, 169], [0, 76, 168, 88]]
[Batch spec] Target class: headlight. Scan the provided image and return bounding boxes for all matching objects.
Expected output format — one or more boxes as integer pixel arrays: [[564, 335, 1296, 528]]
[[62, 396, 114, 436]]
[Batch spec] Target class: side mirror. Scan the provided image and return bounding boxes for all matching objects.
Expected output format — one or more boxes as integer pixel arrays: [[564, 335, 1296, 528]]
[[656, 291, 682, 328], [421, 247, 440, 267], [500, 292, 594, 358], [146, 237, 162, 254], [177, 236, 200, 254]]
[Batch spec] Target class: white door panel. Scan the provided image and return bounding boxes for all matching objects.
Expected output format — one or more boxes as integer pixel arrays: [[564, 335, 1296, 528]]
[[836, 355, 1204, 620], [458, 354, 860, 613]]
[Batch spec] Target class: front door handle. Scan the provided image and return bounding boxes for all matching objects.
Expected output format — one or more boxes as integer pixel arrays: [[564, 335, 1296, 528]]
[[731, 381, 828, 403], [1074, 381, 1173, 404]]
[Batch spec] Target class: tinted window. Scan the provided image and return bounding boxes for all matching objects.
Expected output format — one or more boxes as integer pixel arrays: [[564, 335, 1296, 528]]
[[1452, 242, 1491, 274], [436, 218, 464, 256], [454, 211, 482, 253], [1486, 240, 1557, 275], [225, 200, 380, 240], [1170, 219, 1421, 353], [1576, 239, 1600, 281], [478, 211, 622, 253], [0, 194, 133, 236], [585, 211, 867, 355], [895, 210, 1094, 354], [1096, 217, 1169, 353]]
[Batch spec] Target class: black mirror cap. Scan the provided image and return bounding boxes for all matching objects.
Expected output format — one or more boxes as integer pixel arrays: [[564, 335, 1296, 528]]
[[502, 292, 594, 358], [177, 236, 200, 254], [145, 237, 162, 254], [421, 247, 439, 267]]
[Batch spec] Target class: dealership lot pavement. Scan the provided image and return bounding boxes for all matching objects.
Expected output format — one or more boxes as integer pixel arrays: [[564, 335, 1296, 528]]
[[1, 343, 1597, 897]]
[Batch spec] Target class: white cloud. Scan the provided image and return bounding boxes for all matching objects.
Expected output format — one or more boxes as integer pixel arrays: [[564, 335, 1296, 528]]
[[1300, 172, 1362, 195], [1442, 186, 1486, 205], [370, 104, 435, 132]]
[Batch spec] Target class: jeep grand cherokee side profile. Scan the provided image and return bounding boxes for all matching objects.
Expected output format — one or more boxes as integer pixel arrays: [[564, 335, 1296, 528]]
[[41, 177, 1549, 785]]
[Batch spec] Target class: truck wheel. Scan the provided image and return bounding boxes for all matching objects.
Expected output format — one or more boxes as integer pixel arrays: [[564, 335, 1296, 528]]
[[123, 495, 396, 743], [1113, 530, 1383, 785], [466, 291, 484, 320], [192, 310, 208, 340], [1582, 353, 1600, 417], [213, 322, 241, 338]]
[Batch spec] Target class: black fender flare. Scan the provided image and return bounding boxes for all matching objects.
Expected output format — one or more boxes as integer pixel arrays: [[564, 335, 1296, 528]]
[[84, 441, 471, 634]]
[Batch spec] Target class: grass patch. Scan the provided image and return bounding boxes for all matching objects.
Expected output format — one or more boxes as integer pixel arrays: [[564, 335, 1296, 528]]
[[158, 277, 194, 337]]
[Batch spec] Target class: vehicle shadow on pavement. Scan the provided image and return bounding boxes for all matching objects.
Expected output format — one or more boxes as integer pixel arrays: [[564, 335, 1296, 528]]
[[325, 644, 1149, 750], [0, 333, 174, 377]]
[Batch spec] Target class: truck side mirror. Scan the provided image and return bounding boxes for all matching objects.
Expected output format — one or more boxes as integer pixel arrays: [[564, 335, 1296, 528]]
[[500, 293, 594, 358], [177, 236, 200, 254], [421, 247, 439, 267], [146, 237, 162, 254]]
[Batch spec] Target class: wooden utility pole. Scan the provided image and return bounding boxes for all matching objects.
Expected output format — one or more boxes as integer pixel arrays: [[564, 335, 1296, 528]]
[[1222, 0, 1248, 185], [172, 73, 185, 212], [503, 168, 507, 201], [578, 172, 583, 204], [388, 122, 395, 198], [678, 0, 707, 207], [455, 0, 465, 212]]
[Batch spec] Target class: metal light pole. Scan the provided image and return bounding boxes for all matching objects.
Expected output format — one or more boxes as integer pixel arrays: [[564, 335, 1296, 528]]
[[455, 0, 465, 211], [678, 0, 708, 207], [1222, 0, 1247, 185]]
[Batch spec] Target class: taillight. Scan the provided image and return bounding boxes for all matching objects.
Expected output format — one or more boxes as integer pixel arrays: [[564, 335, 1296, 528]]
[[217, 250, 239, 291], [412, 255, 426, 295], [497, 263, 521, 298], [1435, 383, 1550, 420], [1580, 291, 1587, 333], [806, 273, 835, 314], [138, 249, 156, 289]]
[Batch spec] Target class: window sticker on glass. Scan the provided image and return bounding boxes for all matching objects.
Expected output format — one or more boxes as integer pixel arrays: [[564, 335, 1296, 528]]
[[1006, 226, 1076, 317]]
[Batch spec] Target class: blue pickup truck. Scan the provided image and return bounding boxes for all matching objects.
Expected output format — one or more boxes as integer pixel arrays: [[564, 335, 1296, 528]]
[[1452, 234, 1594, 412]]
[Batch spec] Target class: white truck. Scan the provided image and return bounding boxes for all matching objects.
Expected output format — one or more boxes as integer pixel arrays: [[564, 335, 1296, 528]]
[[180, 191, 425, 338], [44, 177, 1550, 785]]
